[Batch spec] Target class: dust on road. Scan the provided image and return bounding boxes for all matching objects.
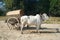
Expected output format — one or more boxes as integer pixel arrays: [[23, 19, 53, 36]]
[[0, 21, 60, 40]]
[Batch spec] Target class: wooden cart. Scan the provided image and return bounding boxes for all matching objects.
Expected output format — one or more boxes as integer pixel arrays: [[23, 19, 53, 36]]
[[6, 9, 24, 30]]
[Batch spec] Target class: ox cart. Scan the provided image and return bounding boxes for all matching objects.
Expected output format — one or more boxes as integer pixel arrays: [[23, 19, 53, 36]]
[[6, 10, 49, 34]]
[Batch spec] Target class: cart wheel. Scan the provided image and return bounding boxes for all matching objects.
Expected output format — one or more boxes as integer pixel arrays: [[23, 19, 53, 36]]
[[7, 17, 19, 30]]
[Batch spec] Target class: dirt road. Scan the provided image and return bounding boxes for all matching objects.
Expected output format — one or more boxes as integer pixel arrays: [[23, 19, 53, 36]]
[[0, 21, 60, 40]]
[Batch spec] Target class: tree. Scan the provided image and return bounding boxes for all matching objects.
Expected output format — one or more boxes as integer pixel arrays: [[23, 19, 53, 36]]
[[49, 0, 60, 16], [3, 0, 14, 11], [23, 0, 50, 15]]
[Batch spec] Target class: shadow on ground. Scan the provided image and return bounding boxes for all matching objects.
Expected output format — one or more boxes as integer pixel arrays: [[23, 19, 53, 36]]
[[14, 27, 60, 34]]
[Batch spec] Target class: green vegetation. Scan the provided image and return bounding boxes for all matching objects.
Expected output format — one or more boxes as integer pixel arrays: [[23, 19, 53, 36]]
[[0, 0, 60, 16], [44, 17, 60, 24], [3, 0, 14, 11], [50, 0, 60, 16]]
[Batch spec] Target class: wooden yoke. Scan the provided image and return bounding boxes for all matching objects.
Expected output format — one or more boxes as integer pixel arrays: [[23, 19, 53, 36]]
[[20, 9, 24, 16], [18, 9, 24, 23]]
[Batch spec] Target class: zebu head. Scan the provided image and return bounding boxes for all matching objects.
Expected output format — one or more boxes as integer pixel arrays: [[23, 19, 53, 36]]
[[41, 13, 49, 21]]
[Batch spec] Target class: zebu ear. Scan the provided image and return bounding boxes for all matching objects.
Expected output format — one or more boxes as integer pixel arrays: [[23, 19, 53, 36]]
[[41, 13, 49, 20], [39, 13, 41, 15], [42, 13, 46, 15]]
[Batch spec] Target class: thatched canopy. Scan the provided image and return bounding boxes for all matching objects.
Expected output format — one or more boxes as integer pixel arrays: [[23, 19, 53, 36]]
[[6, 10, 20, 16]]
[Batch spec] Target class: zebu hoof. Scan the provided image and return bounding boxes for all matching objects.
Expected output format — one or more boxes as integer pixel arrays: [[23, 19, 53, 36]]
[[27, 25, 29, 29], [21, 32, 23, 34], [56, 28, 59, 32], [36, 30, 39, 33], [27, 27, 29, 29]]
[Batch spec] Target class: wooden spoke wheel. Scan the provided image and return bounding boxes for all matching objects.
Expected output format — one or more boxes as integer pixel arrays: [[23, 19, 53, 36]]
[[7, 17, 20, 30]]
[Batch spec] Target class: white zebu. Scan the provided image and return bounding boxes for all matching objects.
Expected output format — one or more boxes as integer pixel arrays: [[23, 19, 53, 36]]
[[20, 13, 49, 34]]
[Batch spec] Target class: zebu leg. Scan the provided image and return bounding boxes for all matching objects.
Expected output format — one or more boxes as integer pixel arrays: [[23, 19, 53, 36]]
[[39, 24, 41, 29], [36, 24, 40, 33], [20, 21, 26, 34], [21, 24, 24, 34], [36, 18, 40, 33], [27, 25, 29, 29], [21, 22, 25, 34]]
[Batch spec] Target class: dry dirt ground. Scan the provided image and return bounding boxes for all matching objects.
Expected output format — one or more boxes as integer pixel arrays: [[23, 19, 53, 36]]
[[0, 21, 60, 40]]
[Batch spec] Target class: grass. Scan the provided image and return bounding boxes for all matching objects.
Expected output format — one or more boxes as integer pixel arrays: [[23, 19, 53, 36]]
[[44, 17, 60, 24], [0, 16, 8, 21], [0, 16, 60, 24], [0, 15, 18, 21]]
